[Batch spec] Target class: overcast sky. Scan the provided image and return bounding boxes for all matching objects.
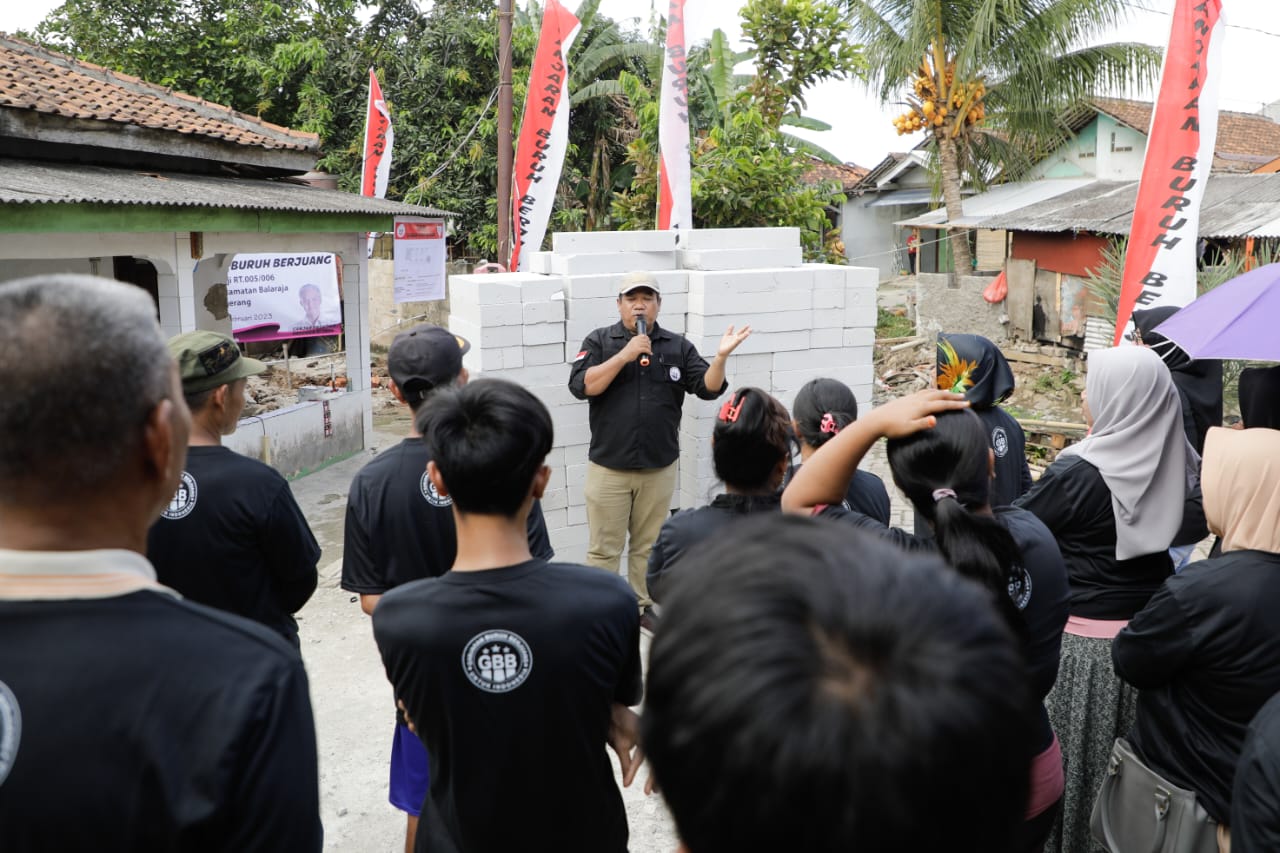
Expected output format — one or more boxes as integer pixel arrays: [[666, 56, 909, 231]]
[[5, 0, 1279, 167]]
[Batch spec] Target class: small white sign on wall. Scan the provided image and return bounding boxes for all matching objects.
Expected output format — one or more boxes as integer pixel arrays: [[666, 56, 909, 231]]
[[393, 218, 447, 303]]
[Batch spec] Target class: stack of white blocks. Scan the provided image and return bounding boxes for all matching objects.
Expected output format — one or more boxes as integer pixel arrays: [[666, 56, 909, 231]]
[[448, 227, 876, 564]]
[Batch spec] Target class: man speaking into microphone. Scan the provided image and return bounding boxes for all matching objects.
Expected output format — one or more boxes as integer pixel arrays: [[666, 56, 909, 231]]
[[569, 271, 751, 629]]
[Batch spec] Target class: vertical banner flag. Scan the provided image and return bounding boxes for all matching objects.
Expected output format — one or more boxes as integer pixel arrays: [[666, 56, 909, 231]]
[[657, 0, 692, 233], [510, 0, 582, 272], [362, 69, 395, 256], [1113, 0, 1224, 345]]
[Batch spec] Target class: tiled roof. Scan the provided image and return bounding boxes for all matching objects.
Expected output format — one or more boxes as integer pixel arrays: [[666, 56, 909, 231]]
[[0, 33, 318, 154], [803, 157, 869, 190], [1091, 96, 1280, 173]]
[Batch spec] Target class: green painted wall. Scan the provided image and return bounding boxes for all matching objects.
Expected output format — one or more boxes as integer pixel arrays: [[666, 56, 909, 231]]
[[0, 203, 398, 234]]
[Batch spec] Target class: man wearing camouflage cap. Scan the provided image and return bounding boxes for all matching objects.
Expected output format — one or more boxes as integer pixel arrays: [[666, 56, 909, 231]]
[[147, 330, 320, 648]]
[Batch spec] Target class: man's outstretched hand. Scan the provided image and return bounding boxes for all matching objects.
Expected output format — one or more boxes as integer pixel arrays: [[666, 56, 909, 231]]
[[717, 325, 752, 358]]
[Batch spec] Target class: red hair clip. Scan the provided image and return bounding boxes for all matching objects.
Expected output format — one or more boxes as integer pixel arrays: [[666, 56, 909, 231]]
[[819, 413, 840, 435], [718, 394, 745, 423]]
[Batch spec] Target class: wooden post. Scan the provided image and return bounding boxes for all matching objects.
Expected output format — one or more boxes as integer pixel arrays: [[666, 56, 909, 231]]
[[496, 0, 514, 266]]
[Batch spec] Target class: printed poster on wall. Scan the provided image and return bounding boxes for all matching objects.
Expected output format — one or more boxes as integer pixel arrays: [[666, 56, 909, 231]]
[[393, 217, 447, 303], [227, 252, 342, 342]]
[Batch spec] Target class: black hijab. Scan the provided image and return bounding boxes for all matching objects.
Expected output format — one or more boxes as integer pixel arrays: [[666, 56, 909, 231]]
[[936, 333, 1014, 409], [1133, 305, 1223, 454], [1240, 365, 1280, 430]]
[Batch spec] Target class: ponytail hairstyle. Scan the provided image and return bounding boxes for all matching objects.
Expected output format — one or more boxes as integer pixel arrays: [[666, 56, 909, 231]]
[[886, 409, 1026, 635], [713, 387, 794, 494], [793, 378, 858, 450]]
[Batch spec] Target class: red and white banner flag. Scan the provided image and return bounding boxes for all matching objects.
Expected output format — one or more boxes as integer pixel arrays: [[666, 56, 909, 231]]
[[657, 0, 692, 232], [1113, 0, 1224, 345], [362, 69, 394, 198], [362, 69, 395, 256], [510, 0, 582, 272]]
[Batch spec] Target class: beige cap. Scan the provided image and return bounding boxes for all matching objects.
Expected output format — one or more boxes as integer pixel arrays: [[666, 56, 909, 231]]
[[618, 271, 660, 296]]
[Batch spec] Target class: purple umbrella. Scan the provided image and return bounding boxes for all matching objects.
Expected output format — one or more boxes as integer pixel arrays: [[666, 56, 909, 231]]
[[1154, 262, 1280, 361]]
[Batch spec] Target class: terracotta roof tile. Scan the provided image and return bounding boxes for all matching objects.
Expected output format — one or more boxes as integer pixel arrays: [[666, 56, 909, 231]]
[[0, 33, 318, 153], [1091, 96, 1280, 173], [802, 157, 869, 190]]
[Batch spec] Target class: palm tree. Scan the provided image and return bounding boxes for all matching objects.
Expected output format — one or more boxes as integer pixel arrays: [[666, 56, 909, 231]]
[[847, 0, 1160, 273]]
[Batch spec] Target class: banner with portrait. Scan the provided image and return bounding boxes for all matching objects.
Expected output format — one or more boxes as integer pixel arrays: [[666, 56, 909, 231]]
[[227, 252, 343, 342]]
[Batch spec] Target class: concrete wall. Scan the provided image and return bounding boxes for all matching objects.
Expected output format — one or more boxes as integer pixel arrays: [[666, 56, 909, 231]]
[[447, 228, 877, 563], [915, 272, 1009, 345], [0, 229, 373, 475], [224, 389, 369, 478], [366, 257, 450, 349], [841, 200, 926, 282]]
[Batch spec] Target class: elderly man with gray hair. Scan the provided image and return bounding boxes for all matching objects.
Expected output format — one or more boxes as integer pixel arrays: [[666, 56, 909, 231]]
[[0, 275, 322, 851], [568, 271, 751, 629]]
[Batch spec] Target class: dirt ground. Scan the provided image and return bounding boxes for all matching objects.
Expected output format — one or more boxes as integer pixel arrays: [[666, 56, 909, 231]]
[[287, 412, 678, 853]]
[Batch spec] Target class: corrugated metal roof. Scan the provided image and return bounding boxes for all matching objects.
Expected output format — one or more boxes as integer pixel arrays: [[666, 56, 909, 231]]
[[0, 159, 453, 217], [895, 179, 1098, 228], [979, 174, 1280, 238]]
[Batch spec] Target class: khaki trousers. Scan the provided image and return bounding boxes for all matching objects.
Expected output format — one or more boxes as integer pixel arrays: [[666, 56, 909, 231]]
[[584, 461, 677, 609]]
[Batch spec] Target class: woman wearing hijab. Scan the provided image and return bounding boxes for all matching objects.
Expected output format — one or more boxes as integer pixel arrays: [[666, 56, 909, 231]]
[[1014, 346, 1204, 853], [935, 333, 1032, 507], [1133, 305, 1223, 455], [1112, 427, 1280, 852], [1239, 365, 1280, 430]]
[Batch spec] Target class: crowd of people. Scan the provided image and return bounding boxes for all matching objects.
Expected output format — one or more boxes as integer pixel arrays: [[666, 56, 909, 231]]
[[2, 270, 1280, 853]]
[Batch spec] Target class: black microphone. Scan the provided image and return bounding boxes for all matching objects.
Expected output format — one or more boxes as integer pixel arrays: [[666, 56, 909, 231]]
[[636, 317, 650, 367]]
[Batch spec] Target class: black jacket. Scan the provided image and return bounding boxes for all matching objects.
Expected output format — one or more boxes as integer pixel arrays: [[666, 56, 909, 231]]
[[1232, 691, 1280, 851], [1113, 550, 1280, 823], [568, 321, 726, 470], [647, 494, 781, 603]]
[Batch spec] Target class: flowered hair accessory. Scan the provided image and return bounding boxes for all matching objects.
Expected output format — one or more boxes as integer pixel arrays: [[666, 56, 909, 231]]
[[819, 413, 841, 435]]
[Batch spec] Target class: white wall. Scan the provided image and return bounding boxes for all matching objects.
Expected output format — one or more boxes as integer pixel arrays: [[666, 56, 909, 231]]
[[0, 229, 373, 473], [448, 228, 877, 564]]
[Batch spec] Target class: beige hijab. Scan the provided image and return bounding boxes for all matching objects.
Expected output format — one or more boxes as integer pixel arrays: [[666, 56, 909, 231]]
[[1202, 427, 1280, 554]]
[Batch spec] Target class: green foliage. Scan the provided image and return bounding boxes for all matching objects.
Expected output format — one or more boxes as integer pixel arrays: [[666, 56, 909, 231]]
[[613, 0, 857, 262], [876, 307, 915, 339], [742, 0, 863, 125]]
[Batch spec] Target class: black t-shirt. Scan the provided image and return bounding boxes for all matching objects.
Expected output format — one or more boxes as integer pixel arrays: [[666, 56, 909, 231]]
[[647, 493, 782, 603], [1014, 454, 1175, 620], [340, 437, 554, 595], [784, 464, 891, 526], [146, 445, 320, 644], [978, 406, 1033, 507], [373, 559, 642, 853], [0, 590, 321, 851], [1232, 691, 1280, 853], [1114, 550, 1280, 823], [568, 321, 727, 470], [817, 503, 1069, 752]]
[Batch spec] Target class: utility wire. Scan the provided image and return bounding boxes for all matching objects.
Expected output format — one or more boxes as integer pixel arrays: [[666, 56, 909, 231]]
[[1122, 1, 1280, 39]]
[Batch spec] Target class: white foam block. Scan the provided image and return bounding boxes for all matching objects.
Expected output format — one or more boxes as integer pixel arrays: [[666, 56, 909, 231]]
[[690, 309, 812, 337], [566, 320, 601, 348], [449, 276, 522, 306], [809, 264, 849, 291], [812, 288, 845, 310], [524, 322, 565, 347], [450, 300, 523, 327], [679, 247, 804, 271], [773, 346, 872, 373], [566, 296, 619, 321], [449, 315, 524, 350], [540, 506, 568, 530], [541, 487, 567, 511], [550, 524, 590, 548], [553, 421, 592, 449], [688, 288, 811, 316], [524, 300, 565, 324], [524, 252, 554, 275], [810, 327, 844, 349], [525, 384, 578, 410], [564, 444, 589, 466], [549, 251, 677, 276], [688, 268, 815, 297], [492, 362, 576, 388], [845, 266, 879, 289], [525, 342, 567, 366], [566, 504, 587, 527], [842, 328, 876, 348], [676, 227, 801, 251], [552, 230, 678, 254], [518, 277, 564, 302]]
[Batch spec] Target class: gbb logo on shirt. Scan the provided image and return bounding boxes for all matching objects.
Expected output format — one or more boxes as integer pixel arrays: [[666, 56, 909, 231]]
[[992, 427, 1010, 458], [0, 679, 21, 786], [161, 471, 199, 520], [462, 630, 533, 693], [419, 471, 452, 508]]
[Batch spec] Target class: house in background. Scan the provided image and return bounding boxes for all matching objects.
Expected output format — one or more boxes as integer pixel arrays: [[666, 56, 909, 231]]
[[892, 97, 1280, 347], [842, 147, 943, 281], [0, 33, 450, 474], [800, 157, 869, 262]]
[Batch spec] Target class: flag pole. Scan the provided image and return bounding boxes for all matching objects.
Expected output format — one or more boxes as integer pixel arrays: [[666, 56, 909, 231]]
[[497, 0, 515, 266]]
